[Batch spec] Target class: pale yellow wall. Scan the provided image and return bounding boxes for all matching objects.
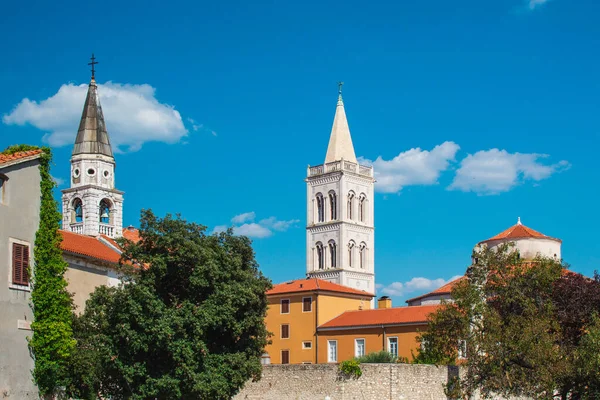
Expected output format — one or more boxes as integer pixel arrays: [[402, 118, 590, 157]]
[[65, 263, 109, 313], [317, 293, 371, 326]]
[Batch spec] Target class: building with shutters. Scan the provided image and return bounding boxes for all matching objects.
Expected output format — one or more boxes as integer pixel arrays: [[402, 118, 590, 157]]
[[0, 149, 44, 398]]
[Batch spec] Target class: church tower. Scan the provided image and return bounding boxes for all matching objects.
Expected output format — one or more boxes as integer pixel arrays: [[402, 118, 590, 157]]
[[306, 85, 375, 294], [61, 56, 123, 238]]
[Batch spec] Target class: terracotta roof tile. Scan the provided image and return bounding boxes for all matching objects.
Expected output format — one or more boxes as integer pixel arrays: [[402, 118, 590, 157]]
[[122, 226, 141, 243], [319, 305, 440, 329], [0, 149, 43, 166], [60, 230, 121, 264], [482, 222, 560, 243], [405, 276, 465, 304], [267, 278, 375, 297]]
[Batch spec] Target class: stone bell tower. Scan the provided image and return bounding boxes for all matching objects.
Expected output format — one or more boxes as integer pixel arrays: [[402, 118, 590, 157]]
[[305, 84, 375, 294], [61, 55, 123, 238]]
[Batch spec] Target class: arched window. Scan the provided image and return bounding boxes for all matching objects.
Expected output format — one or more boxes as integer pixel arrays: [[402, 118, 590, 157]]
[[72, 198, 83, 223], [328, 240, 337, 268], [329, 191, 337, 221], [347, 191, 355, 220], [99, 199, 111, 224], [316, 193, 325, 223], [359, 242, 367, 269], [316, 242, 324, 270], [348, 240, 355, 267], [359, 193, 367, 222]]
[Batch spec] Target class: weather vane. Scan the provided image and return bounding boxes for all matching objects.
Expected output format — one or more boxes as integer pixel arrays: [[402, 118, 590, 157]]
[[88, 54, 98, 79], [337, 81, 344, 95]]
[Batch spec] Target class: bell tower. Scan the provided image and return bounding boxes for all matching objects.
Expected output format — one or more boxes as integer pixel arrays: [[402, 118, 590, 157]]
[[306, 84, 375, 294], [61, 55, 124, 238]]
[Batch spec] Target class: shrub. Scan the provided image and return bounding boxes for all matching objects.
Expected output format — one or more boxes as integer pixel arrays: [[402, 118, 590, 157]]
[[356, 351, 397, 363], [339, 359, 362, 378]]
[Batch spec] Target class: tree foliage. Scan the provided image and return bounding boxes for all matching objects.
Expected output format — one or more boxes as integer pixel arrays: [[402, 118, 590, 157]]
[[68, 210, 271, 400], [414, 243, 600, 399], [2, 145, 76, 397]]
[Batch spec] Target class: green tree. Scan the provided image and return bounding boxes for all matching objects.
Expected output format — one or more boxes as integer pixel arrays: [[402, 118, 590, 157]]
[[417, 244, 600, 399], [68, 210, 271, 400], [3, 145, 75, 398]]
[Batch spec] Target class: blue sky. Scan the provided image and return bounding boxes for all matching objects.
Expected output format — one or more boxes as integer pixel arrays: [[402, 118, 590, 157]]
[[1, 0, 599, 304]]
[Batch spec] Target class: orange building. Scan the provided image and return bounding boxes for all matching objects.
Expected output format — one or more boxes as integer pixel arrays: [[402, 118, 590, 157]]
[[264, 278, 375, 364], [317, 298, 439, 363]]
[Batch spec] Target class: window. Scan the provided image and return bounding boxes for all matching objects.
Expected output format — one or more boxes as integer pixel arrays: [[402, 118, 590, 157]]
[[281, 324, 290, 339], [302, 297, 312, 312], [328, 340, 338, 362], [458, 340, 467, 360], [281, 350, 290, 364], [281, 299, 290, 314], [355, 339, 366, 357], [328, 191, 337, 220], [348, 241, 355, 268], [359, 193, 366, 222], [99, 199, 111, 224], [87, 168, 96, 176], [0, 174, 6, 204], [388, 337, 398, 358], [12, 243, 30, 286], [328, 240, 337, 268], [72, 198, 83, 223], [316, 242, 324, 270], [347, 191, 355, 220], [302, 341, 312, 349], [359, 242, 367, 269], [316, 193, 325, 223]]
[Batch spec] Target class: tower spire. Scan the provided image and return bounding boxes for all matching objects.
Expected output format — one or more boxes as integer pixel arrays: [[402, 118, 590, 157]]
[[324, 83, 357, 164], [72, 55, 113, 157]]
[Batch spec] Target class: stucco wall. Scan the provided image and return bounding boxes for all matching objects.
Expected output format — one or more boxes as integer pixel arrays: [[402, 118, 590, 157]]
[[0, 159, 41, 398], [64, 256, 111, 313], [234, 363, 457, 400]]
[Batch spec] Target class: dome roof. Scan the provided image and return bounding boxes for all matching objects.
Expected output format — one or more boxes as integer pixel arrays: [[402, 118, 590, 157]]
[[480, 218, 561, 244]]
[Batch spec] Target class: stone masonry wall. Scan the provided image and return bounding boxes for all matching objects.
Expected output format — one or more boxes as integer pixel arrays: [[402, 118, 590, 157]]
[[234, 363, 458, 400]]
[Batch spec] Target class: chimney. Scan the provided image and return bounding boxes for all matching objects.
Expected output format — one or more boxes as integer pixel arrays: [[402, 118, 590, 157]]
[[378, 296, 392, 309]]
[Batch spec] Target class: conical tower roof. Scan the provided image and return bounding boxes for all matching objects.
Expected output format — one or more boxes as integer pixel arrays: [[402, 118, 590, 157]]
[[72, 78, 113, 157], [324, 91, 357, 164], [480, 218, 561, 243]]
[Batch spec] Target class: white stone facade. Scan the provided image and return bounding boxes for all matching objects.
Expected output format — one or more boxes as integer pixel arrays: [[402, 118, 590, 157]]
[[61, 143, 123, 238], [478, 237, 561, 261], [305, 94, 375, 294]]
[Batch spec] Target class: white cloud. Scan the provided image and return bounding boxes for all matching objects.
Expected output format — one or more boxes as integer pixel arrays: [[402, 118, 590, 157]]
[[528, 0, 550, 10], [187, 117, 217, 136], [3, 81, 188, 152], [211, 212, 299, 239], [360, 141, 460, 193], [231, 212, 256, 224], [51, 175, 65, 187], [449, 149, 570, 195], [379, 275, 463, 298]]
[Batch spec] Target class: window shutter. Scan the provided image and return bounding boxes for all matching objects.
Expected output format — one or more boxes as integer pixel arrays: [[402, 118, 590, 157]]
[[281, 324, 289, 339], [281, 350, 290, 364], [12, 243, 29, 286]]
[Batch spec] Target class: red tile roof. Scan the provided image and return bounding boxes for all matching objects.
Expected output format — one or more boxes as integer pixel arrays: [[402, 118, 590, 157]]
[[405, 276, 465, 304], [123, 226, 141, 243], [482, 222, 561, 243], [267, 278, 375, 298], [0, 149, 43, 166], [60, 230, 121, 264], [319, 305, 440, 329]]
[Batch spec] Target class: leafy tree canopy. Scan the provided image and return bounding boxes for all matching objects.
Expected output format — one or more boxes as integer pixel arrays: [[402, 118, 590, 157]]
[[414, 243, 600, 399], [68, 210, 272, 400]]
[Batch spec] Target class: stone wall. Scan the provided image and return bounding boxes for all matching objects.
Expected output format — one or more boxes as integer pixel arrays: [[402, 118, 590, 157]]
[[234, 363, 458, 400]]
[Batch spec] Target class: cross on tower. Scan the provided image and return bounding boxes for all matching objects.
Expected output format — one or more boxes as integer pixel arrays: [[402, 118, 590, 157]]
[[337, 81, 344, 95], [88, 54, 99, 79]]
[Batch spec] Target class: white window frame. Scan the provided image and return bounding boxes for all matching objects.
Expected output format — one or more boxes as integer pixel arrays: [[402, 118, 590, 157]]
[[302, 341, 312, 350], [280, 298, 290, 314], [355, 338, 366, 358], [327, 340, 338, 363], [302, 296, 312, 313], [387, 336, 398, 358], [8, 238, 32, 292]]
